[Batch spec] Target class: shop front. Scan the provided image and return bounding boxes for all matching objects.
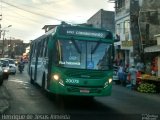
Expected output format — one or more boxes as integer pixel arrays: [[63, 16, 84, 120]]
[[137, 34, 160, 93]]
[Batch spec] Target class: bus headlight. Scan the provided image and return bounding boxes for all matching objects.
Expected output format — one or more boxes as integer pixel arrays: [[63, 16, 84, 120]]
[[4, 69, 9, 73], [104, 78, 112, 88], [52, 74, 59, 81], [109, 78, 112, 83]]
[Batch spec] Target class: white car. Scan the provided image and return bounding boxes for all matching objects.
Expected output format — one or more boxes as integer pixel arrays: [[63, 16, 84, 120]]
[[0, 63, 4, 85], [0, 59, 10, 79], [0, 58, 16, 75], [113, 66, 120, 84], [8, 59, 17, 75]]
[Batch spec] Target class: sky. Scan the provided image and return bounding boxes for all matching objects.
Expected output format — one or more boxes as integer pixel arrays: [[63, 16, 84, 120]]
[[0, 0, 115, 43]]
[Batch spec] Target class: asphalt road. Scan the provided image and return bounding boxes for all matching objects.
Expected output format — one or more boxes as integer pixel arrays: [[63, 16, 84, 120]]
[[2, 65, 160, 120]]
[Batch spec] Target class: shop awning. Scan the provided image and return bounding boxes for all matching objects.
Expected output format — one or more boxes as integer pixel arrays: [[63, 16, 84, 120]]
[[144, 45, 160, 53]]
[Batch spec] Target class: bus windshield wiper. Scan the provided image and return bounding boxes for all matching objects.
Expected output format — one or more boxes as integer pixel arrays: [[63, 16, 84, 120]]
[[71, 39, 81, 54], [91, 41, 101, 54]]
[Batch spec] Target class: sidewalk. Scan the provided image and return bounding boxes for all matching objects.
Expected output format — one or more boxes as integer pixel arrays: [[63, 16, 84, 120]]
[[113, 84, 160, 102], [0, 84, 10, 114]]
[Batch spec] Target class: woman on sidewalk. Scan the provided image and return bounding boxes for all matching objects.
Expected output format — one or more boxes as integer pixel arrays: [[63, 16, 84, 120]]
[[129, 64, 137, 90]]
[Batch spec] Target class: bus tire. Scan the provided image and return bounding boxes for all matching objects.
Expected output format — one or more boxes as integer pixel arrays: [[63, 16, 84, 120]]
[[0, 78, 3, 86], [42, 74, 45, 90], [30, 69, 34, 84], [85, 96, 94, 101], [115, 80, 121, 85]]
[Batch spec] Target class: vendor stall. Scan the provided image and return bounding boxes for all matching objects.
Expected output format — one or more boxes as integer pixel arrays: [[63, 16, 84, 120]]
[[138, 34, 160, 93], [137, 75, 160, 93]]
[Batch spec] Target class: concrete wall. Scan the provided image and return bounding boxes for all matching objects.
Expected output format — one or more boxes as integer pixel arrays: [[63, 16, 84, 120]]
[[139, 0, 160, 45], [87, 9, 115, 33]]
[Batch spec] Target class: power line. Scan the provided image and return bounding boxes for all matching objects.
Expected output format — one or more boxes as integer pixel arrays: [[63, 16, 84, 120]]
[[2, 5, 44, 24], [1, 0, 73, 24], [21, 0, 68, 8], [17, 3, 68, 15]]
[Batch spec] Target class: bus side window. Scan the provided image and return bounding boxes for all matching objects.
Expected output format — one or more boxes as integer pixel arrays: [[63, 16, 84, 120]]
[[44, 39, 48, 58], [39, 40, 44, 57], [43, 38, 49, 68]]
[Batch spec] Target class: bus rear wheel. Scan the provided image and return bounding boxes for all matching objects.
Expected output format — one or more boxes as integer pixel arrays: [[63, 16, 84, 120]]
[[42, 74, 45, 90], [30, 70, 34, 84]]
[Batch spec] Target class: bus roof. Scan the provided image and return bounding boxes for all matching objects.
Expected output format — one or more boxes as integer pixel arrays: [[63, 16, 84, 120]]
[[32, 22, 113, 43]]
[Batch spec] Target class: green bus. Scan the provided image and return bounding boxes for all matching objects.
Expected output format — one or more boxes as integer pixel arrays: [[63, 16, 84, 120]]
[[28, 22, 114, 97]]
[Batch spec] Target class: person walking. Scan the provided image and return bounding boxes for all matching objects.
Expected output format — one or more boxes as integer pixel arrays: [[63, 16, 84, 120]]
[[118, 65, 125, 86], [129, 64, 137, 90]]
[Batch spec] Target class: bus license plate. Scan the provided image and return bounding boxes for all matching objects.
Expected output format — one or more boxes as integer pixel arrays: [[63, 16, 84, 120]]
[[80, 89, 90, 93]]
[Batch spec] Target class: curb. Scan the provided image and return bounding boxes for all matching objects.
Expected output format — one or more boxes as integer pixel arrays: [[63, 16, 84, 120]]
[[0, 99, 10, 114], [0, 85, 10, 114]]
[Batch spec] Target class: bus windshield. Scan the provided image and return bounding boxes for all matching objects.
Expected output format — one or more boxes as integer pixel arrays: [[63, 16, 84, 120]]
[[54, 39, 112, 70]]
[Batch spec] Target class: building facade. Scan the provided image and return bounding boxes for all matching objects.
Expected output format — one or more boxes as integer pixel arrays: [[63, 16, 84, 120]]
[[114, 0, 160, 67], [114, 0, 132, 67], [87, 9, 115, 33], [0, 39, 26, 58]]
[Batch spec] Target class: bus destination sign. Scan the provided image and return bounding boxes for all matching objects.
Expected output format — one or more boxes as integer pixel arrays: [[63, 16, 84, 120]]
[[66, 30, 106, 38], [59, 27, 111, 39]]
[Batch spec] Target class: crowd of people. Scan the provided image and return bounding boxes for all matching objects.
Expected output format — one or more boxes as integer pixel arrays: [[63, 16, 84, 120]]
[[116, 61, 146, 90], [114, 55, 158, 90]]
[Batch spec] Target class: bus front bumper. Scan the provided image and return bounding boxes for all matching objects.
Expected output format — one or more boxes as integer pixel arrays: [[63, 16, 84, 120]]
[[48, 81, 112, 96]]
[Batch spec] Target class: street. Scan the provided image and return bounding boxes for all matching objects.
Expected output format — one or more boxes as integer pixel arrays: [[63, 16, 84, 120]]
[[1, 65, 160, 120]]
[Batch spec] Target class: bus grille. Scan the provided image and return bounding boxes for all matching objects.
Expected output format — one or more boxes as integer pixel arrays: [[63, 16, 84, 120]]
[[64, 70, 106, 79], [67, 87, 102, 93]]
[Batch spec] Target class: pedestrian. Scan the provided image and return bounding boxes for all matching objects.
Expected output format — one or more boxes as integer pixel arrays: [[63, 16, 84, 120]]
[[128, 64, 137, 90], [136, 61, 145, 74], [118, 65, 125, 86]]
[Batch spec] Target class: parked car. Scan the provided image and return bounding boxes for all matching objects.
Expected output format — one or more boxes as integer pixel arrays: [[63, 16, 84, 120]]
[[0, 58, 16, 75], [0, 59, 10, 79], [0, 62, 4, 85], [113, 66, 120, 84], [8, 59, 16, 75]]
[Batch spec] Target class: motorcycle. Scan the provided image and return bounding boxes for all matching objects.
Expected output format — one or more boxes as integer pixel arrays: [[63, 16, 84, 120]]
[[18, 63, 24, 73]]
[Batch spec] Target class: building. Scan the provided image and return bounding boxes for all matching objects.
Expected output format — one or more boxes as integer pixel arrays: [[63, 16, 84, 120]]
[[114, 0, 134, 67], [87, 9, 115, 33], [0, 39, 26, 58], [114, 0, 160, 67], [138, 0, 160, 54]]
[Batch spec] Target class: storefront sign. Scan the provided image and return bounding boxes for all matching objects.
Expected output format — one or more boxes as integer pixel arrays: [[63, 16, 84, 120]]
[[144, 45, 160, 53], [121, 41, 133, 48]]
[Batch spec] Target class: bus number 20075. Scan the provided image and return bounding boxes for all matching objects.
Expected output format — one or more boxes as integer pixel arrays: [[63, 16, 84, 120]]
[[66, 79, 79, 84]]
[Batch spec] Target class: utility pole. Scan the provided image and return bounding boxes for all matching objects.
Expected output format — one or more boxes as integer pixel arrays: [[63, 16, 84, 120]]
[[2, 30, 5, 57], [0, 24, 1, 38], [0, 25, 12, 57], [0, 23, 1, 56]]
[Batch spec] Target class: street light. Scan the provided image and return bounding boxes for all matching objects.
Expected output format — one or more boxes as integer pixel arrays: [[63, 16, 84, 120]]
[[0, 25, 12, 38], [1, 25, 12, 57]]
